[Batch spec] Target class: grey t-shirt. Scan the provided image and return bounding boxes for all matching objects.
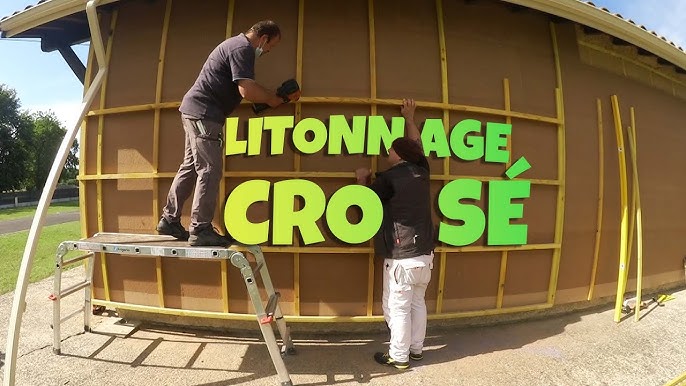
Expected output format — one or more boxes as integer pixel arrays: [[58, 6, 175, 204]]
[[179, 33, 255, 123]]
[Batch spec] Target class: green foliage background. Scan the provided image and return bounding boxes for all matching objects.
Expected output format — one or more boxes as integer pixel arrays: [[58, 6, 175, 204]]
[[0, 84, 79, 192]]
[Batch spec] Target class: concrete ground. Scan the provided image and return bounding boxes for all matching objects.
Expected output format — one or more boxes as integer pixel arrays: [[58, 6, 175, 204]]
[[1, 265, 686, 386]]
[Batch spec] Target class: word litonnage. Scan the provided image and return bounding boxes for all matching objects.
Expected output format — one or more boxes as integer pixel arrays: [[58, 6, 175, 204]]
[[224, 115, 532, 247], [225, 115, 511, 160]]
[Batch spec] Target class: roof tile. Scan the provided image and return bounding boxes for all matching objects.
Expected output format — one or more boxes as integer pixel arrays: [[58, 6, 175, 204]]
[[1, 0, 47, 22], [582, 1, 685, 55]]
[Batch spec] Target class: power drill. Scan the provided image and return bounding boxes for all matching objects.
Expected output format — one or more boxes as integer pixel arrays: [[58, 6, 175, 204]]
[[252, 78, 301, 115]]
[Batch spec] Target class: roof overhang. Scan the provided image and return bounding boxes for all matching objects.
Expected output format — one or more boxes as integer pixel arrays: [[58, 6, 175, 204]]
[[0, 0, 120, 38], [501, 0, 686, 71], [1, 0, 685, 72]]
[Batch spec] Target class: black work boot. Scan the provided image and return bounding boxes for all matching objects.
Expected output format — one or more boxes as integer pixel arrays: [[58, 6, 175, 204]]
[[189, 226, 233, 247], [156, 218, 189, 241], [373, 352, 409, 370]]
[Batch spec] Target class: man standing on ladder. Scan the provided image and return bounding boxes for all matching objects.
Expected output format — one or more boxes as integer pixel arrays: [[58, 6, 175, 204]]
[[355, 99, 436, 369], [157, 20, 288, 246]]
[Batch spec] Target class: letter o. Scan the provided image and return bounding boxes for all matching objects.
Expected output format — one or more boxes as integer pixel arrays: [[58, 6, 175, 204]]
[[325, 185, 382, 244]]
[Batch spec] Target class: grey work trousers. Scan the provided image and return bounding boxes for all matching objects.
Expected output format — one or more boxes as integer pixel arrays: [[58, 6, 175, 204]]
[[162, 114, 224, 234]]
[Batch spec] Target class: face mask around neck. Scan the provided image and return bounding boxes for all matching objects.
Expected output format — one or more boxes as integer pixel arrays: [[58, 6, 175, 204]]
[[255, 40, 266, 58]]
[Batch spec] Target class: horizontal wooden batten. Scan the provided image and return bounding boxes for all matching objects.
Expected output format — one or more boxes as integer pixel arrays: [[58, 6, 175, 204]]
[[79, 172, 559, 186], [86, 97, 560, 124], [91, 299, 552, 322]]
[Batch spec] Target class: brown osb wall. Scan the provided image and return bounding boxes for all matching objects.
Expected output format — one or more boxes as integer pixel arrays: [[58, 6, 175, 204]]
[[82, 0, 685, 319], [555, 21, 686, 302]]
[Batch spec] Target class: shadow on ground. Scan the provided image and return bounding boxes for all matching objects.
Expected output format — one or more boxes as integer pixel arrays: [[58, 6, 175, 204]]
[[52, 304, 612, 386]]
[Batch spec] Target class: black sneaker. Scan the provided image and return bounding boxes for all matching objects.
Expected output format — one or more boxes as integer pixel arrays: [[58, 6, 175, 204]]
[[374, 352, 409, 370], [189, 226, 233, 247], [409, 352, 423, 361], [156, 218, 189, 241]]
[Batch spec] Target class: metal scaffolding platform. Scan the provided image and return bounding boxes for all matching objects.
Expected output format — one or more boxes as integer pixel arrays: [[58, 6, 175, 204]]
[[51, 232, 296, 386], [60, 232, 240, 259]]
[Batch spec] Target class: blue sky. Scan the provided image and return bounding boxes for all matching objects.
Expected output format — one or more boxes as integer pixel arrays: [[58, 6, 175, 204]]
[[0, 0, 684, 129]]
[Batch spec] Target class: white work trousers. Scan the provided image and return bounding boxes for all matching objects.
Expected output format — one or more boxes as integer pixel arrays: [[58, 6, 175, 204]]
[[382, 253, 434, 362]]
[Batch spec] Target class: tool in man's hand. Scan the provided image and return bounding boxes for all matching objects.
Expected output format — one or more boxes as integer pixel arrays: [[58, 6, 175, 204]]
[[252, 78, 301, 115]]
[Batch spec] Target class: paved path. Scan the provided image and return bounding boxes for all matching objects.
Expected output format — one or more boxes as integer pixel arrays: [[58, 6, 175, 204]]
[[1, 212, 685, 385], [1, 266, 686, 386], [0, 211, 80, 235]]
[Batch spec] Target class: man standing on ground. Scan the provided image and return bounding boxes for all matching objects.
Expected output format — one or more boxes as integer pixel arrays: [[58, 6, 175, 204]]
[[355, 99, 435, 370], [157, 20, 286, 247]]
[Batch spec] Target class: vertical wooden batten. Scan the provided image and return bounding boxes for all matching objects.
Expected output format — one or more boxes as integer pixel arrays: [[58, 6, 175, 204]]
[[220, 0, 237, 314], [97, 10, 119, 302], [292, 0, 305, 316], [611, 94, 629, 322], [435, 0, 449, 314], [366, 0, 377, 317], [587, 98, 605, 300], [497, 78, 512, 309], [547, 22, 566, 305], [153, 0, 173, 308], [627, 108, 643, 322]]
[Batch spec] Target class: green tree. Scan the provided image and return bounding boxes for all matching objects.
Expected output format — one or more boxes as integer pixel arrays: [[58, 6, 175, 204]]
[[0, 84, 32, 192], [27, 111, 79, 190]]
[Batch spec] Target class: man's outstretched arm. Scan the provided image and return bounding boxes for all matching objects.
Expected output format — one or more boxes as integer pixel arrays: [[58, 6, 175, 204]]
[[237, 79, 283, 107], [401, 98, 420, 143]]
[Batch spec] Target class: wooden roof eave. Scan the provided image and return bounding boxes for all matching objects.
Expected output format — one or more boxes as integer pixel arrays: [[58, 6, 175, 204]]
[[1, 0, 685, 72], [501, 0, 686, 71], [0, 0, 121, 38]]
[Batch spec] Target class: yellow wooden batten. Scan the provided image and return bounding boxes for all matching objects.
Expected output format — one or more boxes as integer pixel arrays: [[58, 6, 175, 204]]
[[91, 299, 552, 322]]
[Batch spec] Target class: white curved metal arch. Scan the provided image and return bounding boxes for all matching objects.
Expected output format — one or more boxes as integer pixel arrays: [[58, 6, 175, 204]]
[[2, 1, 108, 385]]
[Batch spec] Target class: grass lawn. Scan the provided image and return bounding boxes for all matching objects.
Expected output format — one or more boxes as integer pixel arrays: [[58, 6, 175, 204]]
[[0, 221, 82, 295], [0, 200, 79, 221]]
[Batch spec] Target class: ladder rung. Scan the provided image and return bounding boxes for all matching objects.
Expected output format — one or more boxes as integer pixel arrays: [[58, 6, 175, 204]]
[[260, 292, 280, 324], [61, 253, 92, 268], [58, 281, 91, 299], [53, 307, 85, 327]]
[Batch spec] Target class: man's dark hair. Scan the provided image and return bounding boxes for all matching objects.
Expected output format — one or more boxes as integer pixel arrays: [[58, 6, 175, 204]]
[[248, 20, 281, 42], [392, 138, 424, 164]]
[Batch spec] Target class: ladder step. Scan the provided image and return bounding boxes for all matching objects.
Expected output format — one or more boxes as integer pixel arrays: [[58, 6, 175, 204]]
[[54, 281, 91, 300], [260, 292, 281, 324], [51, 306, 85, 328], [60, 253, 92, 268]]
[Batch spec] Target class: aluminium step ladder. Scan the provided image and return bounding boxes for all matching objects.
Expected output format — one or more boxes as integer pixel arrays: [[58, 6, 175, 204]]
[[50, 232, 296, 386]]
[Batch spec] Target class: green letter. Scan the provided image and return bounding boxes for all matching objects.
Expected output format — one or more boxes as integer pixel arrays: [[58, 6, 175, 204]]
[[224, 180, 270, 244], [367, 116, 404, 155], [247, 117, 263, 156], [292, 118, 328, 154], [328, 115, 366, 155], [450, 119, 484, 161], [263, 116, 294, 155], [421, 118, 450, 158], [225, 117, 246, 155], [485, 122, 511, 163], [326, 185, 382, 244], [438, 179, 485, 246], [488, 180, 530, 245], [273, 179, 326, 245]]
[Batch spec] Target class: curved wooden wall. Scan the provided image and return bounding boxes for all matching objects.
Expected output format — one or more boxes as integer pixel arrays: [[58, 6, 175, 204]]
[[78, 0, 686, 322]]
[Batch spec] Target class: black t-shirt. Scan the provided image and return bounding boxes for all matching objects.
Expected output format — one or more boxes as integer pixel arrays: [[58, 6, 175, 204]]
[[369, 153, 434, 259], [179, 33, 255, 123]]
